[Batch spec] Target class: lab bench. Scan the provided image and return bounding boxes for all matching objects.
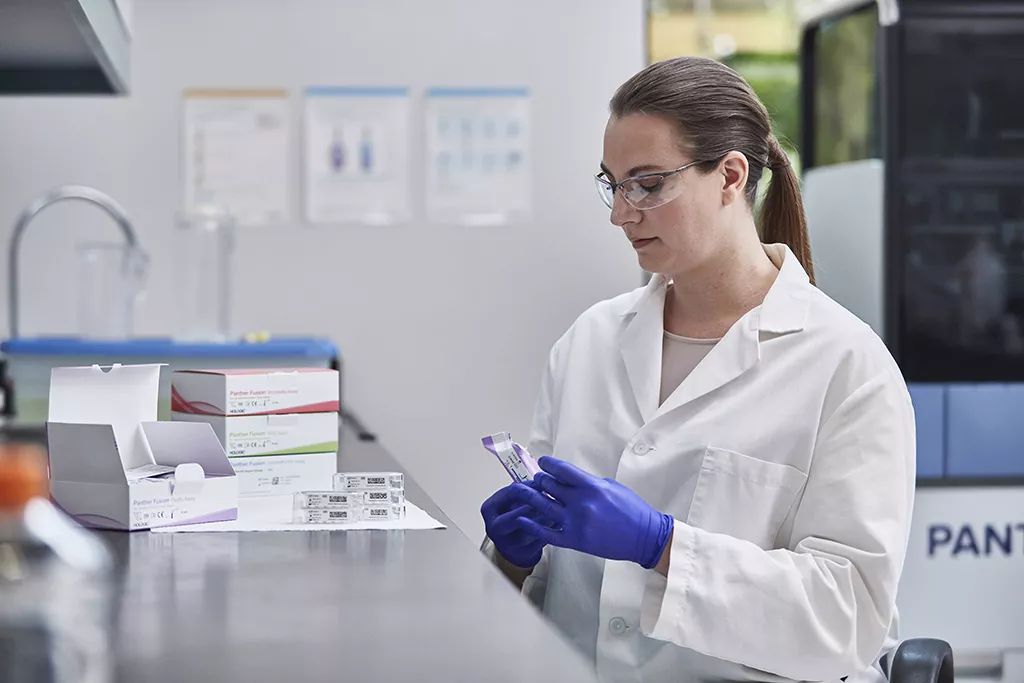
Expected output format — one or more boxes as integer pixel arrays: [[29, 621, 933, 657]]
[[44, 422, 597, 683]]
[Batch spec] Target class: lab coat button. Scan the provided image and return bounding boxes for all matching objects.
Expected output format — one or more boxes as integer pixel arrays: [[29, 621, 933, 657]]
[[609, 617, 628, 635], [632, 441, 651, 455]]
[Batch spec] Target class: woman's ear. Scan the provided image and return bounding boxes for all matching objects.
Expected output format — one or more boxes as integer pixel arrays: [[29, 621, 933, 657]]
[[719, 151, 749, 206]]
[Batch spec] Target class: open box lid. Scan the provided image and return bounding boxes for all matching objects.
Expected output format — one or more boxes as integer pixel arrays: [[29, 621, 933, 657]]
[[47, 364, 235, 482], [140, 422, 234, 477], [49, 364, 161, 471]]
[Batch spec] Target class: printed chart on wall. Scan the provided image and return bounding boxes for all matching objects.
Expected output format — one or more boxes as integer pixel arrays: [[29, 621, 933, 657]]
[[425, 88, 531, 225], [303, 87, 412, 225], [182, 89, 290, 227]]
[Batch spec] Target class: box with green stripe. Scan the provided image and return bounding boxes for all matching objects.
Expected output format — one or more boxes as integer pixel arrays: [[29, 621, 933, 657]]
[[171, 412, 339, 457]]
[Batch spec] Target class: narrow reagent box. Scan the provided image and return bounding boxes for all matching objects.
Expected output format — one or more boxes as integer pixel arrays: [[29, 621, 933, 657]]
[[333, 472, 404, 491], [294, 491, 361, 509], [360, 489, 404, 505], [294, 490, 405, 510], [293, 504, 406, 524], [295, 508, 358, 524], [362, 503, 406, 522], [171, 411, 338, 457], [228, 452, 336, 497], [171, 368, 339, 417]]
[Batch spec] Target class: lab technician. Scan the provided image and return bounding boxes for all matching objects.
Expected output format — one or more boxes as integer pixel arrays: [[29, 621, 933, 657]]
[[481, 57, 915, 683]]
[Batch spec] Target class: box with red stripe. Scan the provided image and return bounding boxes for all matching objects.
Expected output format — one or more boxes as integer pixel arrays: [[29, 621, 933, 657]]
[[171, 368, 339, 417]]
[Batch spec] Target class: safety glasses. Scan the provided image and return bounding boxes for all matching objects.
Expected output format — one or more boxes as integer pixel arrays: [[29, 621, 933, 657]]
[[594, 159, 706, 211]]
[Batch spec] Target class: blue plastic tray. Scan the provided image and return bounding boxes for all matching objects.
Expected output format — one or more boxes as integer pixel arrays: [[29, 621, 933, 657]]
[[0, 337, 338, 359]]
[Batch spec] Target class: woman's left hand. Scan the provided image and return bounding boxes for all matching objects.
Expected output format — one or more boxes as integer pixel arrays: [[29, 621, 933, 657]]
[[516, 456, 674, 569]]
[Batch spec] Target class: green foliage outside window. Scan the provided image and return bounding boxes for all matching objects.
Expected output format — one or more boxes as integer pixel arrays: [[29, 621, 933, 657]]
[[724, 51, 801, 161]]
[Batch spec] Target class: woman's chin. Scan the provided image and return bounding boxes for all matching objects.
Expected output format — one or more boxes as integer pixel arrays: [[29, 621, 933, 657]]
[[636, 251, 666, 274]]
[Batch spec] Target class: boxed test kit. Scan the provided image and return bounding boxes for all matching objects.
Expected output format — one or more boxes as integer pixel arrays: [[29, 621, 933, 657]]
[[171, 367, 340, 497], [46, 364, 239, 531], [227, 452, 337, 496], [171, 368, 339, 416], [171, 411, 339, 457]]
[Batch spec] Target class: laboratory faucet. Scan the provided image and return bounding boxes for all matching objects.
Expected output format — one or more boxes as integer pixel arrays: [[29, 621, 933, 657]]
[[7, 185, 140, 339]]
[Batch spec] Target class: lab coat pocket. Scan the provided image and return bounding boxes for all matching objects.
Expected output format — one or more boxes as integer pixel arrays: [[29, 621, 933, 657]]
[[685, 447, 808, 549]]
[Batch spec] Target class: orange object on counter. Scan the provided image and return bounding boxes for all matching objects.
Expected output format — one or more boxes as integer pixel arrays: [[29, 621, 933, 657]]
[[0, 444, 47, 511]]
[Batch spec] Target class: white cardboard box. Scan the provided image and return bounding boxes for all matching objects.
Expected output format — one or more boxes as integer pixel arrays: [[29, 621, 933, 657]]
[[171, 411, 339, 457], [171, 368, 339, 417], [46, 364, 239, 531], [228, 452, 337, 496]]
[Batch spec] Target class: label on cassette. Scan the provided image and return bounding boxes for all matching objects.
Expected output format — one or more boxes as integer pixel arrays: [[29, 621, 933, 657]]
[[334, 472, 404, 491]]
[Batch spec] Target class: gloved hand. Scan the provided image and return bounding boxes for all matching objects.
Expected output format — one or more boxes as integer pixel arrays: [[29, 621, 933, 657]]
[[481, 482, 562, 569], [516, 456, 674, 569]]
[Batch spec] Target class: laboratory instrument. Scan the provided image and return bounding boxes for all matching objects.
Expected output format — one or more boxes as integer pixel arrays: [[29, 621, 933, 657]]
[[799, 0, 1024, 677]]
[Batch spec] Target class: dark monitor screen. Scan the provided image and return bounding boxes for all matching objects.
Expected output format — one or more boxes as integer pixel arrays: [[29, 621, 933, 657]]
[[897, 18, 1024, 381], [901, 18, 1024, 160]]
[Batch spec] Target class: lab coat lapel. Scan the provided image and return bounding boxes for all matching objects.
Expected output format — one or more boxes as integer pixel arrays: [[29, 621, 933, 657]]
[[655, 311, 761, 419], [655, 244, 811, 419], [619, 275, 669, 425]]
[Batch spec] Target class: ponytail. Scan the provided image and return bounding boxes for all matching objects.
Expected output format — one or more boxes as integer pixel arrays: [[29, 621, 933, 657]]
[[760, 136, 815, 285]]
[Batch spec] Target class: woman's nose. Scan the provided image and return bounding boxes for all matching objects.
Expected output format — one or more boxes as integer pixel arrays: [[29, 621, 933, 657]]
[[610, 190, 639, 227]]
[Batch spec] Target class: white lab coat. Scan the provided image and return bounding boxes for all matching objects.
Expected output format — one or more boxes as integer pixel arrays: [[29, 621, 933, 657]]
[[519, 244, 915, 683]]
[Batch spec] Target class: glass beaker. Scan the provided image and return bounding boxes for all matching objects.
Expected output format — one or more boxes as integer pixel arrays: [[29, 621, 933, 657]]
[[176, 207, 235, 342], [76, 242, 148, 340]]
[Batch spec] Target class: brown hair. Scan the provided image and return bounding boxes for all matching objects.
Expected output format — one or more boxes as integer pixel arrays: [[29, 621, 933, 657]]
[[610, 56, 815, 284]]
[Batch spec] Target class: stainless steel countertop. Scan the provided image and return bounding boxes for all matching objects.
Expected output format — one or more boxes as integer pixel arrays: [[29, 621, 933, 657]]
[[95, 425, 598, 683]]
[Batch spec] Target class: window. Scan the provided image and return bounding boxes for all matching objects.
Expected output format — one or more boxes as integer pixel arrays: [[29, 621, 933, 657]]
[[648, 0, 801, 157], [808, 4, 879, 167]]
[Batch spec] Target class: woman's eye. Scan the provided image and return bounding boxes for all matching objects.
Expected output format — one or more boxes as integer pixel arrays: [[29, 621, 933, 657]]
[[637, 179, 664, 193]]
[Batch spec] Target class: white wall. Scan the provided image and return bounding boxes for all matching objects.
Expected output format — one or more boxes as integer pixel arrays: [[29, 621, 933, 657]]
[[0, 0, 646, 538]]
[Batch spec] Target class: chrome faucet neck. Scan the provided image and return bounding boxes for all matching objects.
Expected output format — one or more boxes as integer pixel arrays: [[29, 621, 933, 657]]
[[7, 185, 140, 339]]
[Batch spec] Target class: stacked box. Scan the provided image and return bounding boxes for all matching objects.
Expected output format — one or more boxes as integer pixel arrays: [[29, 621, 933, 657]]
[[291, 472, 407, 524], [171, 368, 340, 496]]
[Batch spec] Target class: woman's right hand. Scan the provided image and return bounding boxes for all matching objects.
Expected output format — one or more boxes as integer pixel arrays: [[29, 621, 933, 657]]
[[481, 482, 561, 569]]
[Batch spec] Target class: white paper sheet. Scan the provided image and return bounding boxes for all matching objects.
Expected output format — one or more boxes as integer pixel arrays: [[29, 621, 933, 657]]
[[183, 89, 290, 227], [425, 87, 532, 225], [302, 87, 412, 225], [151, 494, 446, 533]]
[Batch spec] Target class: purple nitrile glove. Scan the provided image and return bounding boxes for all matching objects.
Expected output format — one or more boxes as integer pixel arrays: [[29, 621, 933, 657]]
[[481, 481, 562, 569], [516, 456, 674, 570]]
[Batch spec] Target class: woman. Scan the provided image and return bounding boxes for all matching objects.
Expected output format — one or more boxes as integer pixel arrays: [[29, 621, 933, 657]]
[[480, 57, 915, 683]]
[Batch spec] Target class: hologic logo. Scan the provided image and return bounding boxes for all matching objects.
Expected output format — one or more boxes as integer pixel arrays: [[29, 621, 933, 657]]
[[928, 524, 1024, 557]]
